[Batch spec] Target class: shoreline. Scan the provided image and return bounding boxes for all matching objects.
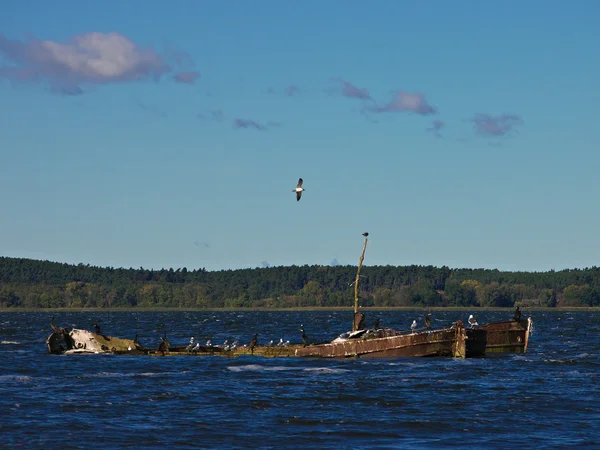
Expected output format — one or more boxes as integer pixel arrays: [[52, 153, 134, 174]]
[[1, 306, 598, 313]]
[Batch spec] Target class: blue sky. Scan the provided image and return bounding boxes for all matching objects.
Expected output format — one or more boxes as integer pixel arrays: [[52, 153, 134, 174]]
[[1, 1, 599, 272]]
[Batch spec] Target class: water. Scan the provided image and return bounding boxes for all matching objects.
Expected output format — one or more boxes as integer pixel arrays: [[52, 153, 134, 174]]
[[1, 310, 599, 449]]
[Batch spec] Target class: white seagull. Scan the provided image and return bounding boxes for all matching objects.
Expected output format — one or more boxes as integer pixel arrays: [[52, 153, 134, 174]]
[[293, 178, 305, 201], [468, 315, 478, 328], [411, 320, 417, 332]]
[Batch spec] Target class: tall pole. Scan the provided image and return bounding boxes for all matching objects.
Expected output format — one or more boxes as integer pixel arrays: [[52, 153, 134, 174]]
[[353, 234, 368, 316]]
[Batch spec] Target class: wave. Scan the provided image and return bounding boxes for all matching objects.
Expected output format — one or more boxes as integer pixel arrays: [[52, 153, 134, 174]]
[[226, 364, 349, 374], [303, 367, 349, 374], [227, 364, 297, 372], [85, 371, 185, 378], [0, 375, 32, 383], [1, 340, 20, 345]]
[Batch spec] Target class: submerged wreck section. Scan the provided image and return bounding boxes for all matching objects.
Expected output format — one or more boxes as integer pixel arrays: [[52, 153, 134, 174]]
[[45, 316, 533, 359], [45, 320, 488, 359], [147, 344, 302, 358]]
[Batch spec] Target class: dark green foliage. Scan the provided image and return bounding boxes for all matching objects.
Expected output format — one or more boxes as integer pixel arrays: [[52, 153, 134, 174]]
[[0, 256, 599, 308]]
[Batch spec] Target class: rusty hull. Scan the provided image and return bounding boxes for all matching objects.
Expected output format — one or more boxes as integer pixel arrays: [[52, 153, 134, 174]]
[[148, 345, 302, 358], [47, 321, 489, 359], [479, 317, 533, 353], [295, 322, 486, 359]]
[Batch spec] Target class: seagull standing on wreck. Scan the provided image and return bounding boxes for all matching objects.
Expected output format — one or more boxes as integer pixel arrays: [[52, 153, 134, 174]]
[[186, 337, 196, 351], [513, 306, 521, 322], [411, 320, 417, 333], [468, 315, 478, 328], [293, 178, 305, 201], [425, 313, 431, 330], [300, 326, 308, 347]]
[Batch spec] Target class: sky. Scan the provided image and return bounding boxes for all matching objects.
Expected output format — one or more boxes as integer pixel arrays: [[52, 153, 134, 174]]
[[1, 1, 600, 273]]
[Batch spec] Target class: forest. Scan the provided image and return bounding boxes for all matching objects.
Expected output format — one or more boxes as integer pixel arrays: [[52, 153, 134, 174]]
[[1, 256, 600, 309]]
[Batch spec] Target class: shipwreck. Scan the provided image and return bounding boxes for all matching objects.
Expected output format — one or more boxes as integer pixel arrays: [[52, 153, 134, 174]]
[[46, 233, 500, 359]]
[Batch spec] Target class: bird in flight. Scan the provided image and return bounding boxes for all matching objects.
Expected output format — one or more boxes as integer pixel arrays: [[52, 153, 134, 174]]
[[293, 178, 305, 201]]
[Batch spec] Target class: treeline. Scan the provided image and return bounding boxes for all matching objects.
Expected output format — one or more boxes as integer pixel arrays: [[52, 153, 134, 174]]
[[1, 257, 600, 309]]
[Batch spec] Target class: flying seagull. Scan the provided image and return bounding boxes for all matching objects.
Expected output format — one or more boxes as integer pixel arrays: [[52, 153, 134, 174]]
[[293, 178, 305, 201]]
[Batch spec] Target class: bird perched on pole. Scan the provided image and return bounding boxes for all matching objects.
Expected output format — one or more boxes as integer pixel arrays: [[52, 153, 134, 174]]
[[362, 232, 369, 237]]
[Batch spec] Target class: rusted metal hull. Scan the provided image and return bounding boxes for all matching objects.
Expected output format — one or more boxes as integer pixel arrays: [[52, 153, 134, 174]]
[[46, 329, 143, 355], [294, 323, 486, 359], [47, 322, 489, 359], [479, 317, 533, 353], [465, 329, 488, 358]]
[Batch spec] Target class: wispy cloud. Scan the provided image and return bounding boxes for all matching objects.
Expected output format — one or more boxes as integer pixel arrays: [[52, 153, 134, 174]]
[[173, 71, 200, 84], [471, 113, 523, 137], [326, 78, 371, 100], [211, 110, 224, 122], [233, 118, 280, 131], [50, 85, 84, 96], [340, 80, 371, 100], [134, 98, 167, 118], [283, 85, 300, 96], [267, 84, 302, 96], [426, 120, 445, 138], [0, 32, 195, 94], [366, 91, 437, 115], [198, 109, 225, 122]]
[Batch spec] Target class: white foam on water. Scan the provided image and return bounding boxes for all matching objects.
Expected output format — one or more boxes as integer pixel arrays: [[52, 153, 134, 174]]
[[0, 375, 32, 383], [1, 340, 20, 345], [89, 371, 179, 378], [227, 364, 296, 372], [226, 364, 349, 374], [302, 367, 350, 374]]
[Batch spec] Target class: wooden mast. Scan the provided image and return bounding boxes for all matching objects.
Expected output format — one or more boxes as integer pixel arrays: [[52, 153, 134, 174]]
[[352, 233, 368, 331]]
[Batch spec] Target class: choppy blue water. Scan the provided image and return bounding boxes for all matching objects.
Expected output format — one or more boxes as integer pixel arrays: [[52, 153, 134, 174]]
[[1, 309, 599, 449]]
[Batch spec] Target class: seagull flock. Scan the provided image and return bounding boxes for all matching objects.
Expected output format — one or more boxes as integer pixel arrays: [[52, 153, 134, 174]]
[[183, 334, 294, 352]]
